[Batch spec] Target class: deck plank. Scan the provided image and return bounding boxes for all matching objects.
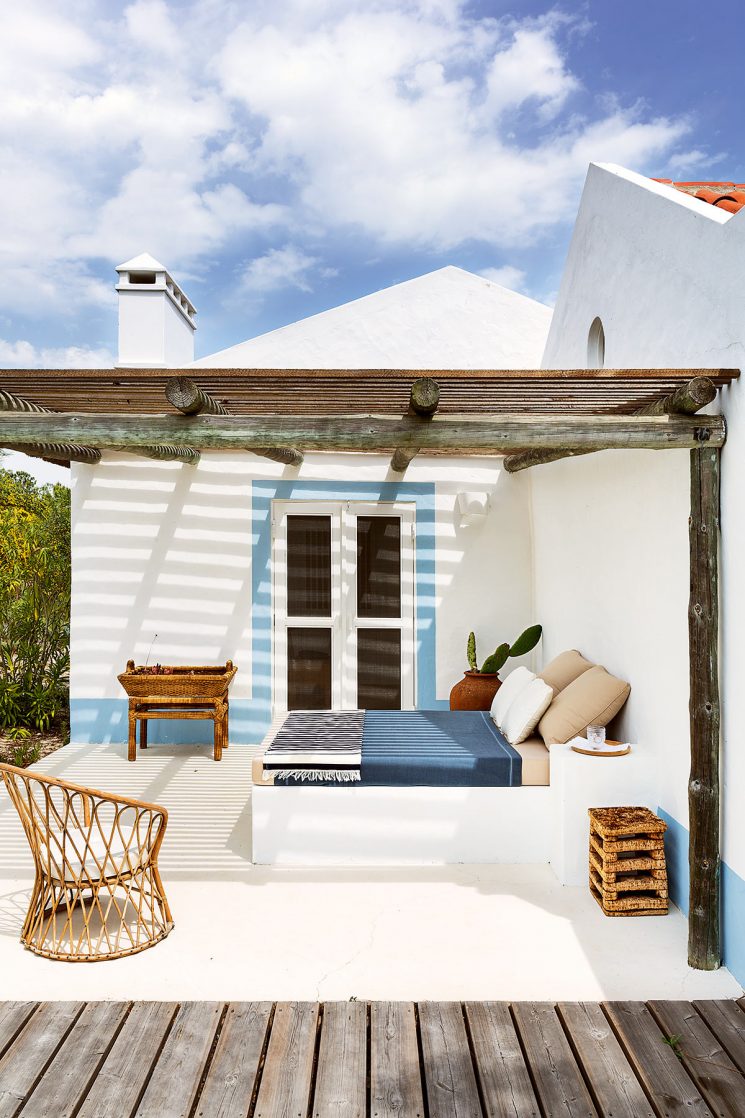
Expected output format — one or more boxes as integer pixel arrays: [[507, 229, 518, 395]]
[[512, 1002, 596, 1118], [557, 1002, 655, 1118], [649, 1001, 745, 1118], [314, 1002, 367, 1118], [18, 1000, 129, 1118], [694, 1001, 745, 1078], [76, 1002, 178, 1118], [254, 1002, 320, 1118], [0, 1006, 37, 1063], [370, 1002, 424, 1118], [418, 1002, 481, 1118], [196, 1002, 273, 1118], [0, 1002, 83, 1118], [604, 1001, 714, 1117], [464, 1001, 539, 1118], [134, 1001, 224, 1118]]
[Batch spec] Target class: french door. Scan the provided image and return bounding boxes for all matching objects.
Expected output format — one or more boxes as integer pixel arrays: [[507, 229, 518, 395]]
[[273, 501, 415, 711]]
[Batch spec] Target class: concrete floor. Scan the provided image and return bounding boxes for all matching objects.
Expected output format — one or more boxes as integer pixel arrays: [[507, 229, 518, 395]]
[[0, 741, 741, 1002]]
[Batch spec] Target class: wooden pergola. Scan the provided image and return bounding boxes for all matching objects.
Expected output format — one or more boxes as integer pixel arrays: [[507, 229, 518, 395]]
[[0, 365, 738, 971]]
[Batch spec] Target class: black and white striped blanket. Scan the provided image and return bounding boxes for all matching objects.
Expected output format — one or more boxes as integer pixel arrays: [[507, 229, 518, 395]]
[[263, 711, 364, 782]]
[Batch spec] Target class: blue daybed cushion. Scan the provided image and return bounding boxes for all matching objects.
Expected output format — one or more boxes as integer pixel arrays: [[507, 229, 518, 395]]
[[360, 710, 522, 787]]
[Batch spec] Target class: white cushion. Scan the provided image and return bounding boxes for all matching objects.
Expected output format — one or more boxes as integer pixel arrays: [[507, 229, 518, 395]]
[[501, 677, 554, 746], [490, 666, 535, 726]]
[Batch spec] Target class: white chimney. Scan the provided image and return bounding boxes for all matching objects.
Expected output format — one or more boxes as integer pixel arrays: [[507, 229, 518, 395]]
[[115, 253, 196, 367]]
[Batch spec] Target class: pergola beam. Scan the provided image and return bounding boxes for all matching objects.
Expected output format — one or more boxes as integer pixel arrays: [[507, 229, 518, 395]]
[[165, 376, 303, 467], [0, 411, 725, 455], [391, 378, 440, 472], [0, 389, 101, 464], [136, 445, 201, 464], [503, 377, 719, 473], [165, 376, 228, 416], [0, 388, 200, 465]]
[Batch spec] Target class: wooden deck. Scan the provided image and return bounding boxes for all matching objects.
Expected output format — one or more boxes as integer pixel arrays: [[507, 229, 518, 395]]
[[0, 999, 744, 1118]]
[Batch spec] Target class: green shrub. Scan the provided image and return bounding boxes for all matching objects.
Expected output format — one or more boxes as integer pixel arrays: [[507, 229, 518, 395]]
[[0, 467, 70, 732]]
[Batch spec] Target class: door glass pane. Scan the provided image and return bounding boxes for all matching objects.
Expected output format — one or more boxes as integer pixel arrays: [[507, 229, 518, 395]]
[[357, 516, 400, 618], [288, 628, 332, 709], [357, 629, 401, 709], [287, 516, 331, 617]]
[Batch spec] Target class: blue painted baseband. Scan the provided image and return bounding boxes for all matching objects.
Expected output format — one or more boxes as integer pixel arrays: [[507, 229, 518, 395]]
[[72, 479, 450, 748], [70, 698, 263, 745], [659, 807, 745, 987]]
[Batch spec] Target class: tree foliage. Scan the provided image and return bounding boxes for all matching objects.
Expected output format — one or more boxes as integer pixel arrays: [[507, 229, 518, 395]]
[[0, 466, 70, 731]]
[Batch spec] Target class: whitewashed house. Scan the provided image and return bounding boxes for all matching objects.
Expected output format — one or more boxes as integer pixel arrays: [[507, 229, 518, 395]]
[[71, 262, 552, 748], [1, 162, 742, 984]]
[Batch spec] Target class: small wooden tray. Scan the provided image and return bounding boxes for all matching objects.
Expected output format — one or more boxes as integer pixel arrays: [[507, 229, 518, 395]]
[[571, 740, 631, 757]]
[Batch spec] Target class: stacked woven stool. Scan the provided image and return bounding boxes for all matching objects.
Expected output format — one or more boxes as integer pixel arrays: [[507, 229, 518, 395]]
[[588, 806, 668, 917]]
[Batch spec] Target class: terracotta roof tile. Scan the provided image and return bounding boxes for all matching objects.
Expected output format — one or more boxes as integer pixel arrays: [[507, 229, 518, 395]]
[[652, 178, 745, 214]]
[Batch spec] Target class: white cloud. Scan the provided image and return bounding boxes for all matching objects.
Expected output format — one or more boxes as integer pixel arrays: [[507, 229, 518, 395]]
[[125, 0, 183, 57], [484, 17, 580, 121], [240, 246, 330, 295], [665, 148, 723, 177], [479, 265, 527, 292], [218, 6, 688, 249], [0, 338, 113, 368], [0, 0, 699, 330]]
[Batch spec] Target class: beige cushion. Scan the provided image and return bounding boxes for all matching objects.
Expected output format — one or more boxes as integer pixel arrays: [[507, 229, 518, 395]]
[[538, 665, 630, 745], [538, 650, 594, 696], [514, 736, 550, 786], [501, 677, 553, 745], [490, 666, 534, 726]]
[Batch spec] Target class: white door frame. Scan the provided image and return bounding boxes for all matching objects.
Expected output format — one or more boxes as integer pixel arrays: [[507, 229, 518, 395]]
[[271, 500, 415, 714]]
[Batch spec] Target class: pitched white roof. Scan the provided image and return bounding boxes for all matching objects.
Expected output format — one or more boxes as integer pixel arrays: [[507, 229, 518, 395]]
[[116, 252, 168, 273], [192, 266, 552, 369]]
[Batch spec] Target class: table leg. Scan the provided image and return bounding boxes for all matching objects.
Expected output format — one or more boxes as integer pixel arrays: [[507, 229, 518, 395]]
[[223, 700, 229, 749], [127, 707, 137, 762], [140, 719, 148, 750], [213, 710, 222, 762]]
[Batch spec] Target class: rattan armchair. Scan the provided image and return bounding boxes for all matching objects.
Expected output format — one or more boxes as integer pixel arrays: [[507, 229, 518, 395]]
[[0, 763, 173, 961]]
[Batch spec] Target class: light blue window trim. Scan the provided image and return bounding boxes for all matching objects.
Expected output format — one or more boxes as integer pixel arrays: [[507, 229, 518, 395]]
[[70, 479, 445, 747], [250, 479, 444, 742]]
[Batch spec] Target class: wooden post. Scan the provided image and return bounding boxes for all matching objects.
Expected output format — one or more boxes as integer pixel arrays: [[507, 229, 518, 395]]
[[0, 388, 101, 464], [688, 444, 721, 969], [391, 378, 440, 472], [165, 376, 303, 466], [504, 378, 718, 473]]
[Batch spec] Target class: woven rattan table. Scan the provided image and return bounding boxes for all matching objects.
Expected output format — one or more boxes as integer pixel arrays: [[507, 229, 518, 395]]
[[119, 661, 237, 762]]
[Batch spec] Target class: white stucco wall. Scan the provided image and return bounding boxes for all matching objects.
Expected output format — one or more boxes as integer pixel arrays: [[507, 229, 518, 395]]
[[70, 453, 533, 734], [536, 162, 745, 885]]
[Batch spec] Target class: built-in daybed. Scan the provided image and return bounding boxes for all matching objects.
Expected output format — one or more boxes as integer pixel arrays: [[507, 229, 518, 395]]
[[251, 651, 632, 865]]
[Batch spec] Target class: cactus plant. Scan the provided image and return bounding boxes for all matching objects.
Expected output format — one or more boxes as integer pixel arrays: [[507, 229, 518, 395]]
[[467, 625, 542, 675]]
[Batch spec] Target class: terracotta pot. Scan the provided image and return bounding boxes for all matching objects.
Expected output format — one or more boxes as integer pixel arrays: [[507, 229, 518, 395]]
[[449, 671, 501, 711]]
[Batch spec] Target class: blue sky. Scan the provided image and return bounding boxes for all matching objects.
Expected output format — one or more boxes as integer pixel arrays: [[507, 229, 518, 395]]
[[0, 1, 742, 371]]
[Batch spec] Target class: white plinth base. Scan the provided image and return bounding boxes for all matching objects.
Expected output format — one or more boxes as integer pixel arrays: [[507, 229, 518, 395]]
[[550, 744, 658, 886], [252, 785, 552, 866]]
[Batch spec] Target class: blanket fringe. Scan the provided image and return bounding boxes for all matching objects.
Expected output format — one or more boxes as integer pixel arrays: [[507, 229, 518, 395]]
[[270, 769, 361, 783]]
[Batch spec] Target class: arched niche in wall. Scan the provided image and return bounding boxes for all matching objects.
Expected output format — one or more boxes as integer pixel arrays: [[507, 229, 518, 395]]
[[587, 316, 605, 369]]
